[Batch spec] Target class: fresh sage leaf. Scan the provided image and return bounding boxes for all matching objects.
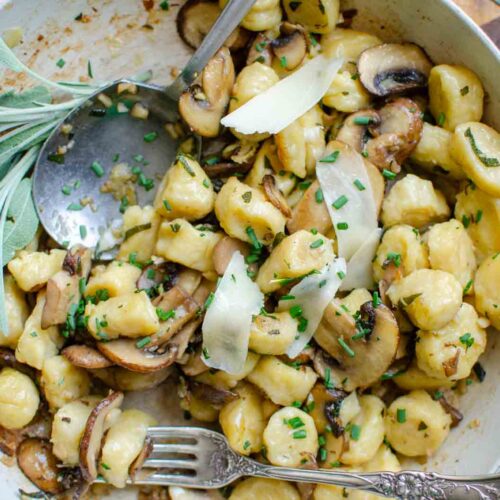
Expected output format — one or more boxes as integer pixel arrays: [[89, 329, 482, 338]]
[[2, 178, 39, 265], [0, 86, 51, 108]]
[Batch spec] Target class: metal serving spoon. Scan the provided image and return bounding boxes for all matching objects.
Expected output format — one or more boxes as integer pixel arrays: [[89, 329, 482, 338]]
[[33, 0, 255, 258]]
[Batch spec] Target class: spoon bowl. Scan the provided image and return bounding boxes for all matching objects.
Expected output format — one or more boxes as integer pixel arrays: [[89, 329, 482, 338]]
[[33, 81, 180, 257]]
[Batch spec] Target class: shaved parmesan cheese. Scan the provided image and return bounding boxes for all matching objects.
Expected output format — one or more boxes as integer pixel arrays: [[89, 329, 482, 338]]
[[316, 142, 378, 261], [340, 228, 382, 291], [278, 258, 346, 358], [221, 55, 343, 135], [202, 251, 263, 374]]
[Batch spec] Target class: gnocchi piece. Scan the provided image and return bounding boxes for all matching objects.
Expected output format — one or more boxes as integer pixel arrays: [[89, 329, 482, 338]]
[[7, 249, 66, 292], [387, 269, 463, 330], [263, 407, 318, 467], [155, 219, 224, 275], [0, 367, 39, 429], [410, 123, 466, 180], [248, 311, 298, 355], [41, 355, 91, 410], [381, 174, 450, 228], [450, 122, 500, 196], [257, 230, 335, 293], [51, 396, 100, 465], [181, 391, 219, 423], [155, 156, 215, 220], [341, 395, 385, 466], [0, 275, 29, 349], [247, 356, 317, 406], [99, 409, 157, 488], [373, 224, 429, 282], [195, 352, 260, 390], [85, 291, 159, 340], [474, 254, 500, 330], [393, 361, 454, 391], [338, 288, 372, 315], [85, 261, 141, 298], [454, 186, 500, 261], [219, 382, 266, 455], [245, 139, 294, 192], [298, 105, 326, 176], [363, 443, 401, 472], [322, 29, 382, 62], [275, 120, 307, 178], [385, 390, 451, 457], [428, 64, 484, 131], [283, 0, 339, 34], [424, 219, 476, 289], [228, 63, 280, 142], [416, 303, 487, 381], [220, 0, 281, 31], [117, 205, 160, 262], [323, 69, 372, 113], [16, 291, 63, 370], [230, 478, 300, 500], [214, 177, 286, 247]]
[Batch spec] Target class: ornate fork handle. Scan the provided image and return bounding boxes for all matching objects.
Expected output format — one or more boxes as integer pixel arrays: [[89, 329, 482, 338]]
[[243, 460, 500, 500]]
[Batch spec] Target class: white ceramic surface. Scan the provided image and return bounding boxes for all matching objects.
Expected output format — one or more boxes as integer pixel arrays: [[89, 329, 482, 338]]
[[0, 0, 499, 498]]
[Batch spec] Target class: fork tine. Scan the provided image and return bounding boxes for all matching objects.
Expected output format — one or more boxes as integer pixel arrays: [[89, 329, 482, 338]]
[[147, 426, 200, 440], [152, 443, 197, 455], [143, 458, 198, 469], [138, 472, 202, 487]]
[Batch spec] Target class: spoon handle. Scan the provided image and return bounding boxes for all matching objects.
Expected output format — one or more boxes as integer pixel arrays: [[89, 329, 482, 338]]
[[165, 0, 256, 100]]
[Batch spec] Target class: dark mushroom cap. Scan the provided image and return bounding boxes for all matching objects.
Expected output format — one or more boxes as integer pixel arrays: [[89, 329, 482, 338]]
[[358, 43, 432, 97]]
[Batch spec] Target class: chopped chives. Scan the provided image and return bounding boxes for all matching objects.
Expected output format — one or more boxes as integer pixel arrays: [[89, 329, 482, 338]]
[[67, 202, 83, 211], [319, 448, 327, 461], [287, 417, 305, 429], [281, 294, 296, 301], [463, 279, 473, 294], [332, 195, 348, 209], [350, 424, 361, 441], [318, 435, 326, 446], [243, 440, 251, 450], [382, 169, 396, 180], [320, 151, 339, 163], [56, 58, 65, 68], [291, 401, 301, 408], [297, 317, 308, 332], [353, 179, 365, 191], [462, 214, 471, 228], [156, 308, 175, 321], [90, 161, 105, 177], [61, 185, 72, 196], [279, 56, 287, 68], [310, 228, 318, 235], [163, 199, 172, 212], [79, 225, 87, 239], [372, 291, 381, 308], [337, 271, 345, 279], [396, 408, 406, 423], [318, 279, 327, 288], [113, 153, 120, 162], [298, 180, 312, 190], [336, 222, 348, 230], [460, 86, 469, 96], [338, 338, 355, 357], [476, 209, 483, 223], [79, 278, 86, 295], [87, 60, 93, 78], [315, 188, 324, 203], [310, 239, 324, 249], [437, 112, 446, 127], [202, 178, 210, 189], [136, 336, 151, 349], [292, 429, 307, 439], [144, 131, 158, 143], [245, 226, 262, 250], [119, 196, 129, 214], [160, 0, 169, 9], [289, 305, 303, 318], [353, 116, 374, 126]]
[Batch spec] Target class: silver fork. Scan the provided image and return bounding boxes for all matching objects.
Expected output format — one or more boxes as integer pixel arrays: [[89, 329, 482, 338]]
[[127, 426, 500, 500]]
